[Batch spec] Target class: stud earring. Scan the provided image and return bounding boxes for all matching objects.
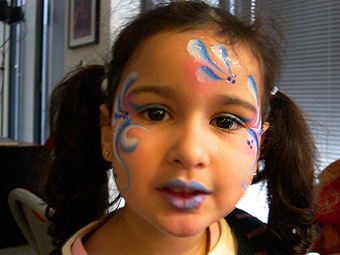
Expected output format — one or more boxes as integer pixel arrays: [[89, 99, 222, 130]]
[[105, 151, 110, 157]]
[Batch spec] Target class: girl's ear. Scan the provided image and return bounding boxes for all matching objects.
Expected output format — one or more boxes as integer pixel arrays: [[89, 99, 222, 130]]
[[256, 122, 269, 162], [260, 122, 269, 147], [99, 104, 113, 162]]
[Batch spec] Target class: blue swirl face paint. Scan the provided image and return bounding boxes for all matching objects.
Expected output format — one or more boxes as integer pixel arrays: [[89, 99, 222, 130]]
[[112, 73, 146, 191], [187, 39, 236, 83], [242, 75, 262, 189], [211, 44, 236, 82], [187, 39, 261, 190], [197, 66, 223, 81]]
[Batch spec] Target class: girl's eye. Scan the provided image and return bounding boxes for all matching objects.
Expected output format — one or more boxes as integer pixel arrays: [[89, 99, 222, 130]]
[[210, 114, 244, 132], [141, 107, 170, 121]]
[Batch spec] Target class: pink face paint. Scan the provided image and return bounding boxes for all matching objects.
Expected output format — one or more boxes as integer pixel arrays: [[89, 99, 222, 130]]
[[187, 39, 236, 83], [186, 39, 261, 190], [112, 73, 146, 191], [242, 75, 262, 189]]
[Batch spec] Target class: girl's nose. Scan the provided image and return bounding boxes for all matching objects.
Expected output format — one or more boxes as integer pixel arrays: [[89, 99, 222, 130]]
[[166, 120, 210, 169]]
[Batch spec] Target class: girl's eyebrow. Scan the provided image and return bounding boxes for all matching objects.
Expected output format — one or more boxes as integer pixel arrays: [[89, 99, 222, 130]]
[[126, 85, 175, 98], [215, 96, 257, 113], [126, 86, 256, 112]]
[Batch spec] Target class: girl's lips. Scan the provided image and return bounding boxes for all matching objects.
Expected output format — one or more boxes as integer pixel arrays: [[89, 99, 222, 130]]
[[158, 179, 210, 210]]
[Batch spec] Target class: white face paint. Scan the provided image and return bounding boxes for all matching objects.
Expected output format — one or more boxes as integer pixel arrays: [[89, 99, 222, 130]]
[[110, 30, 263, 239], [187, 39, 262, 189], [112, 73, 147, 191]]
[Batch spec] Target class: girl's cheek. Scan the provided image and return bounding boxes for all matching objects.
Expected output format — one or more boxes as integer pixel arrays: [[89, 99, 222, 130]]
[[227, 133, 259, 188], [124, 124, 149, 144], [243, 130, 260, 187]]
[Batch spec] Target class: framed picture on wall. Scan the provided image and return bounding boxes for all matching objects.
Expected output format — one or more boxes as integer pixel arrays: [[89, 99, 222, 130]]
[[68, 0, 99, 48]]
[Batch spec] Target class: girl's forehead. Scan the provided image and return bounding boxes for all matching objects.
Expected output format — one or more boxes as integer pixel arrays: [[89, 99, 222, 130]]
[[119, 30, 262, 97]]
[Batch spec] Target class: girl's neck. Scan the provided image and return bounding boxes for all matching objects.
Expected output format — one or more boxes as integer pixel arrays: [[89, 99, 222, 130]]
[[84, 207, 220, 255]]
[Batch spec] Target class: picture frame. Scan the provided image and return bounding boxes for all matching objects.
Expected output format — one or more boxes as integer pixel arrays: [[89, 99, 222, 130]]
[[68, 0, 99, 48]]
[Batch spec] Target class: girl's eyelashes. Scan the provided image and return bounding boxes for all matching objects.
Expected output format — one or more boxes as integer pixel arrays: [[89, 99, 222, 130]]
[[138, 105, 171, 122], [135, 103, 247, 132], [210, 113, 245, 132]]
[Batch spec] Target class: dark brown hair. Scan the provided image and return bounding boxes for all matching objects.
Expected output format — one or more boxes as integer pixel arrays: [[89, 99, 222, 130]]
[[40, 1, 317, 253]]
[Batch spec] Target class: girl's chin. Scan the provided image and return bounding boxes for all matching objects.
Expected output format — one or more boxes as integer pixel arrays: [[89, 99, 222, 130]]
[[152, 216, 211, 237]]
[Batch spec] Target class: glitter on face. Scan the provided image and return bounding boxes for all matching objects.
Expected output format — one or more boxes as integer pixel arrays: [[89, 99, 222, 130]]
[[112, 73, 146, 191], [186, 39, 261, 190], [242, 75, 262, 189], [187, 39, 236, 83], [211, 44, 236, 82]]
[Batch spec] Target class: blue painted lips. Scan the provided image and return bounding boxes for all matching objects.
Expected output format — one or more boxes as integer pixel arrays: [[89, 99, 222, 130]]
[[158, 179, 210, 210]]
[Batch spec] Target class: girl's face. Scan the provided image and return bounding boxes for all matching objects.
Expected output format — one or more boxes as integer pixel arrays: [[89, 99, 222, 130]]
[[107, 30, 263, 237]]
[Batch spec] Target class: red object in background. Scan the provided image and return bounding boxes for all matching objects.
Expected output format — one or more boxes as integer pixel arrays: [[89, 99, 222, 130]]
[[44, 135, 55, 149], [314, 177, 340, 225]]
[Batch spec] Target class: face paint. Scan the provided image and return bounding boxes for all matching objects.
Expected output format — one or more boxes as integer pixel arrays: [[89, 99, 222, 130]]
[[242, 75, 262, 189], [187, 39, 236, 83], [112, 73, 146, 191], [211, 44, 236, 83], [187, 39, 261, 190]]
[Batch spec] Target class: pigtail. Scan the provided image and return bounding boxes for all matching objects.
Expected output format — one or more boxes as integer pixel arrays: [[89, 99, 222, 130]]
[[42, 65, 111, 245], [256, 91, 318, 254]]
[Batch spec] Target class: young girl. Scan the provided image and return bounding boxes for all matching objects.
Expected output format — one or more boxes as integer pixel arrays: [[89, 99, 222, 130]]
[[41, 1, 318, 254]]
